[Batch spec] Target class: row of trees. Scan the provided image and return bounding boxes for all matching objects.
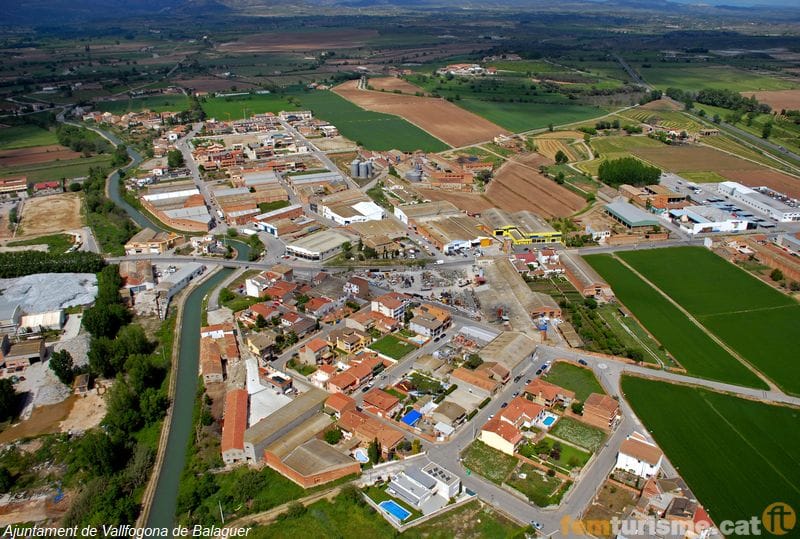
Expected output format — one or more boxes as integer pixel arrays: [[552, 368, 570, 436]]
[[598, 157, 661, 187], [0, 251, 105, 278]]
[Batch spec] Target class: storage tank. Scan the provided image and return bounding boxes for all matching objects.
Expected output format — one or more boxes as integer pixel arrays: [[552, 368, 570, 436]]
[[350, 159, 361, 178], [358, 160, 371, 179]]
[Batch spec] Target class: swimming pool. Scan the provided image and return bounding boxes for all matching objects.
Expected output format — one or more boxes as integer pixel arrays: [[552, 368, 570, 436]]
[[379, 500, 411, 522], [353, 448, 369, 463], [542, 415, 556, 427]]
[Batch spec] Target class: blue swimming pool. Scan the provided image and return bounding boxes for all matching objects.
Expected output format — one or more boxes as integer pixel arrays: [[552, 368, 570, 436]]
[[380, 500, 411, 522], [353, 448, 369, 463], [542, 415, 556, 427]]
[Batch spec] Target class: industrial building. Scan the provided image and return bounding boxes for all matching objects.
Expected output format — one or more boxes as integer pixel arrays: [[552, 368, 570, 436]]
[[619, 183, 688, 211], [480, 208, 562, 245], [394, 201, 461, 226], [604, 201, 660, 230], [667, 206, 755, 235], [285, 229, 353, 261], [124, 228, 181, 255], [416, 215, 490, 253], [350, 158, 374, 179], [559, 252, 614, 300], [717, 181, 800, 222], [140, 181, 212, 231]]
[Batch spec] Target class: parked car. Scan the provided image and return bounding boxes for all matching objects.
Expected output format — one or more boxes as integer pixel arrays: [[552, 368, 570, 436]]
[[578, 359, 588, 366], [500, 402, 508, 408], [531, 521, 543, 530]]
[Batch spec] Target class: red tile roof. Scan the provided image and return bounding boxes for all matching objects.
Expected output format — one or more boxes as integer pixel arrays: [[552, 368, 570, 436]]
[[524, 378, 575, 402], [482, 417, 522, 445], [221, 389, 248, 453], [325, 393, 356, 414], [363, 388, 400, 413]]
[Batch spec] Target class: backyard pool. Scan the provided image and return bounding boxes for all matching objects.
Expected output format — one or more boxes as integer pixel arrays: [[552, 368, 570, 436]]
[[542, 416, 556, 427], [379, 500, 411, 522], [353, 448, 369, 463]]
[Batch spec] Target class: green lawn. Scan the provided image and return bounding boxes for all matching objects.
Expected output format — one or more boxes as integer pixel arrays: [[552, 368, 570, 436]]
[[506, 464, 570, 507], [621, 376, 800, 525], [0, 154, 114, 182], [369, 334, 417, 360], [549, 417, 606, 452], [8, 233, 75, 253], [95, 95, 190, 114], [292, 90, 448, 152], [461, 441, 519, 485], [543, 362, 604, 401], [637, 64, 798, 92], [519, 436, 592, 469], [585, 254, 767, 389], [257, 200, 291, 214], [0, 125, 58, 150], [618, 247, 799, 395]]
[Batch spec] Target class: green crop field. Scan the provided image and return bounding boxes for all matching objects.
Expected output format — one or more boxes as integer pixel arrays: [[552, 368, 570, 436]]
[[0, 154, 113, 182], [637, 65, 798, 92], [95, 94, 190, 114], [201, 94, 301, 120], [585, 254, 766, 389], [460, 100, 604, 133], [618, 247, 800, 395], [0, 125, 58, 150], [543, 362, 605, 401], [622, 376, 800, 525], [292, 90, 448, 152]]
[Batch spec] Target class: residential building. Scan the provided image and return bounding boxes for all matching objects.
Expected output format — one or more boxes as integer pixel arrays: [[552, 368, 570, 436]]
[[450, 367, 500, 397], [480, 417, 523, 455], [337, 409, 405, 459], [124, 228, 181, 255], [221, 389, 249, 465], [616, 431, 664, 479], [324, 393, 357, 418], [430, 401, 466, 427], [362, 388, 400, 418], [343, 276, 371, 299], [371, 292, 412, 321], [524, 378, 576, 408], [389, 464, 460, 510], [328, 327, 371, 353], [246, 331, 278, 361], [298, 338, 333, 366], [582, 393, 620, 430]]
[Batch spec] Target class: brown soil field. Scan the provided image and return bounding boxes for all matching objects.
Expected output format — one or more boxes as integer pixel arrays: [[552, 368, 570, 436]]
[[740, 90, 800, 111], [369, 77, 427, 94], [19, 192, 83, 237], [0, 145, 81, 167], [485, 153, 585, 217], [0, 397, 75, 444], [0, 493, 71, 526], [536, 138, 577, 162], [639, 98, 683, 111], [630, 145, 800, 198], [175, 78, 257, 92], [334, 80, 507, 147], [218, 30, 379, 52], [416, 189, 495, 213]]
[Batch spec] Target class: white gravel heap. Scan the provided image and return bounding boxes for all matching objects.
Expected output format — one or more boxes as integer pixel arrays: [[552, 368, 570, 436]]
[[0, 273, 98, 312]]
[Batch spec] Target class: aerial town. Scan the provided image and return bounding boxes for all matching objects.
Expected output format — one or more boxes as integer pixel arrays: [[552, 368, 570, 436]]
[[0, 1, 799, 538]]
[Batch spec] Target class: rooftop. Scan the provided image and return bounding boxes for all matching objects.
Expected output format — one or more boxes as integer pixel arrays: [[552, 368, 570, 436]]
[[605, 200, 660, 227]]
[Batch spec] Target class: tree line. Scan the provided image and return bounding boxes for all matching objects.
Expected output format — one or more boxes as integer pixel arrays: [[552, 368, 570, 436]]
[[0, 251, 105, 278], [598, 157, 661, 188]]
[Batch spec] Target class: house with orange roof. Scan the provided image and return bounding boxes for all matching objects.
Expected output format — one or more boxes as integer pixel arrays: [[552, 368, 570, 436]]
[[524, 378, 576, 408], [450, 367, 500, 397], [324, 393, 356, 418], [309, 364, 337, 389], [221, 389, 249, 465], [238, 303, 280, 327], [616, 431, 663, 479], [479, 417, 523, 455], [499, 396, 545, 429], [327, 327, 371, 353], [582, 393, 620, 430], [362, 388, 401, 418], [371, 292, 412, 320], [298, 337, 333, 366], [305, 296, 335, 318], [200, 338, 224, 384], [265, 281, 298, 303], [327, 370, 358, 394], [345, 309, 400, 334], [337, 410, 405, 458], [200, 323, 235, 339]]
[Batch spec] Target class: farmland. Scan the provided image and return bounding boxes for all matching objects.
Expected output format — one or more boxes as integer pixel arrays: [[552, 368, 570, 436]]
[[636, 65, 799, 92], [621, 376, 800, 525], [742, 89, 800, 111], [18, 192, 84, 236], [334, 79, 506, 147], [95, 94, 190, 114], [618, 109, 703, 132], [584, 254, 766, 389], [0, 154, 114, 183], [0, 125, 58, 150], [618, 247, 800, 395], [201, 94, 301, 120]]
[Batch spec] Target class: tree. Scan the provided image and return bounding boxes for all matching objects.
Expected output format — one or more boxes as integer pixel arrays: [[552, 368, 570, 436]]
[[770, 268, 784, 281], [83, 302, 131, 339], [0, 467, 12, 493], [411, 439, 422, 454], [598, 157, 661, 188], [49, 349, 75, 385], [464, 353, 483, 369], [324, 428, 343, 445], [762, 122, 773, 139], [368, 437, 381, 464], [255, 314, 268, 329], [571, 401, 584, 415], [0, 379, 17, 421], [554, 150, 568, 164], [167, 150, 185, 169]]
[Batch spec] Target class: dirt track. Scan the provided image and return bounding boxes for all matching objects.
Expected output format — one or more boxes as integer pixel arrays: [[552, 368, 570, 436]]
[[334, 80, 508, 147]]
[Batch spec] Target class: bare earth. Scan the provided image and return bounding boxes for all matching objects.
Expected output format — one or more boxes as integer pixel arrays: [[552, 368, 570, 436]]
[[740, 90, 800, 111], [639, 98, 683, 111], [631, 146, 800, 198], [18, 192, 83, 237], [368, 77, 427, 94], [217, 30, 380, 52], [58, 391, 106, 433], [0, 494, 71, 526], [0, 145, 81, 167], [334, 79, 508, 147]]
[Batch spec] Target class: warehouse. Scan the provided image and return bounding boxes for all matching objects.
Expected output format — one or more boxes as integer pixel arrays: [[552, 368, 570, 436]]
[[667, 206, 754, 235], [717, 182, 800, 222], [394, 201, 461, 226], [559, 252, 614, 300], [480, 208, 562, 245], [285, 229, 353, 261], [416, 215, 490, 253], [604, 201, 660, 230]]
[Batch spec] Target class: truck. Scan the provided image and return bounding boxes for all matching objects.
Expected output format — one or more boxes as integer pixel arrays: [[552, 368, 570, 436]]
[[436, 259, 444, 265]]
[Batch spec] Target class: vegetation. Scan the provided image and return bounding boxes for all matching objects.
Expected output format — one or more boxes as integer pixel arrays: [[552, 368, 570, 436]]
[[56, 124, 112, 155], [0, 251, 104, 278], [622, 376, 800, 525], [370, 334, 416, 360], [257, 199, 291, 214], [0, 124, 58, 150], [461, 441, 518, 484], [0, 379, 18, 422], [167, 149, 185, 168], [49, 349, 77, 385], [519, 437, 591, 470], [7, 233, 75, 253], [506, 464, 570, 507], [84, 157, 139, 256], [597, 156, 661, 187], [549, 417, 606, 451], [543, 362, 604, 402]]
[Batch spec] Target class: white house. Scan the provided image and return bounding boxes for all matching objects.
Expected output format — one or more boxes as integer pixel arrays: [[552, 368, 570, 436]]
[[616, 432, 664, 479]]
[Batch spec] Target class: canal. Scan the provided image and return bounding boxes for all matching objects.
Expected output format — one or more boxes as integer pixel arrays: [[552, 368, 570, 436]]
[[145, 239, 250, 531]]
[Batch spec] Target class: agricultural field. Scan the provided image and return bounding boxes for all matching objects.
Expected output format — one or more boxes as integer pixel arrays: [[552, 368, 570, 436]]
[[95, 94, 190, 114], [0, 125, 58, 150], [549, 418, 606, 452], [585, 254, 766, 389], [543, 362, 604, 401], [533, 131, 586, 162], [292, 89, 448, 152], [636, 64, 799, 92], [742, 89, 800, 111], [618, 247, 800, 395], [367, 77, 426, 94], [580, 135, 663, 176], [621, 376, 800, 525], [618, 109, 703, 132], [333, 80, 505, 147], [0, 145, 81, 167], [369, 334, 417, 360], [0, 154, 113, 183], [201, 93, 301, 120], [460, 100, 604, 133]]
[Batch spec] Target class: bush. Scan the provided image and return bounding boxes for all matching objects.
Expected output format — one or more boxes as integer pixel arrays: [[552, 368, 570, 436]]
[[324, 428, 343, 445], [770, 268, 784, 282], [478, 397, 491, 409]]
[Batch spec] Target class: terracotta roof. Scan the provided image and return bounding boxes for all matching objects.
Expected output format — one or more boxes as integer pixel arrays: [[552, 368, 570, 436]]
[[328, 371, 357, 391], [200, 338, 223, 378], [620, 433, 663, 466], [221, 389, 248, 453], [304, 338, 329, 353], [347, 361, 373, 382], [524, 378, 575, 401], [325, 392, 356, 414], [363, 388, 400, 413], [499, 396, 544, 426], [306, 296, 332, 312], [201, 323, 234, 335], [584, 393, 619, 415], [250, 303, 278, 319], [482, 417, 522, 445], [451, 367, 499, 393], [374, 292, 410, 310]]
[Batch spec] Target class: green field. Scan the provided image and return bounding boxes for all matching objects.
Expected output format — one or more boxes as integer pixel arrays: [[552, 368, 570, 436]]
[[543, 362, 604, 401], [292, 90, 448, 152], [585, 254, 767, 389], [369, 334, 417, 360], [622, 376, 800, 525], [96, 95, 190, 114], [519, 436, 592, 469], [549, 417, 606, 452], [201, 94, 301, 120], [7, 233, 75, 253], [0, 154, 114, 182], [637, 65, 798, 92], [459, 100, 603, 133], [461, 441, 519, 484], [0, 125, 58, 150], [618, 247, 800, 395]]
